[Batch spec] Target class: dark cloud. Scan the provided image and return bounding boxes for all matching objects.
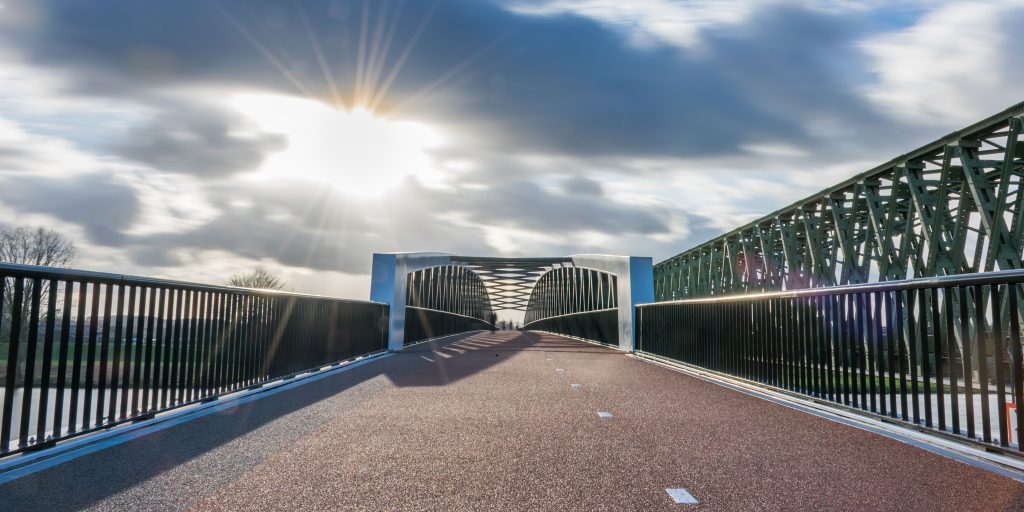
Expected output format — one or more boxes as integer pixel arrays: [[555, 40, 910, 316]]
[[0, 172, 139, 245], [563, 175, 603, 196], [8, 0, 900, 159], [112, 100, 286, 177], [442, 179, 666, 234]]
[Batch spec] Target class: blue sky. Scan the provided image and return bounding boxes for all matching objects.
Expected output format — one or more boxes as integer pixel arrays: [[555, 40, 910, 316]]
[[0, 0, 1022, 299]]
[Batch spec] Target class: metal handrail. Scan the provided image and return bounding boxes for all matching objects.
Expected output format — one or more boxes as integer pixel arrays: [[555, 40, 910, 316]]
[[522, 307, 618, 327], [405, 305, 494, 325], [0, 262, 385, 305]]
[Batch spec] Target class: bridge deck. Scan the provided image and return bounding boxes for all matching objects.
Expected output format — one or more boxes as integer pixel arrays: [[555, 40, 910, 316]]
[[2, 331, 1022, 511]]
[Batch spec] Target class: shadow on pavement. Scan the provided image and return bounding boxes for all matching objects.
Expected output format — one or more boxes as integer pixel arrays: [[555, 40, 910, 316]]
[[1, 331, 603, 511]]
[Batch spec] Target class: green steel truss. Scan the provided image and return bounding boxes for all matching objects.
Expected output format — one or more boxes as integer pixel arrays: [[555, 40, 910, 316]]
[[655, 101, 1024, 300]]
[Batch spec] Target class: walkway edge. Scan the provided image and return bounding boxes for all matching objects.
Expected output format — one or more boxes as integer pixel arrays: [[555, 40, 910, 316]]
[[0, 351, 393, 485], [630, 352, 1024, 483]]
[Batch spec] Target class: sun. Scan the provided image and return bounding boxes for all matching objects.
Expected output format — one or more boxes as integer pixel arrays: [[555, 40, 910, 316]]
[[231, 93, 445, 196]]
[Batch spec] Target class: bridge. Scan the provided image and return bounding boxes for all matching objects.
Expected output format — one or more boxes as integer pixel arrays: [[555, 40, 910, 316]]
[[1, 102, 1024, 510]]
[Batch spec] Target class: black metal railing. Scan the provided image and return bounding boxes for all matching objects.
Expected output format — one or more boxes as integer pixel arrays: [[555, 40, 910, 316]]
[[0, 262, 388, 456], [637, 270, 1024, 453], [404, 306, 492, 345], [524, 266, 617, 324], [523, 266, 619, 345], [404, 265, 494, 345], [524, 309, 618, 346]]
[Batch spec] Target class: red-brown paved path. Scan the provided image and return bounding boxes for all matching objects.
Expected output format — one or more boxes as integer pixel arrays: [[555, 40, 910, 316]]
[[3, 331, 1024, 511]]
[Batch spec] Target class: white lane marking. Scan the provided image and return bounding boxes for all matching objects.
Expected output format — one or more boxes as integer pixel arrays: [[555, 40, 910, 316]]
[[666, 488, 699, 504], [420, 356, 435, 362], [556, 368, 565, 373], [433, 351, 452, 359], [571, 384, 581, 389], [445, 347, 466, 354], [597, 411, 613, 418]]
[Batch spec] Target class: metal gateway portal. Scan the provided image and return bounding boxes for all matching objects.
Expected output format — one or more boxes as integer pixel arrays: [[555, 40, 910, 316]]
[[369, 253, 653, 350]]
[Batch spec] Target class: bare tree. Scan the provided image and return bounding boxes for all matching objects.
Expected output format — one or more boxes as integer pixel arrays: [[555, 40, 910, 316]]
[[0, 226, 77, 380], [226, 268, 286, 291], [0, 226, 77, 267]]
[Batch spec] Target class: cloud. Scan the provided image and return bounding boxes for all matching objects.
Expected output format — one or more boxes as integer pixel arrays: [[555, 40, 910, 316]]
[[860, 1, 1024, 125], [4, 0, 902, 161], [563, 175, 603, 196], [0, 172, 140, 245], [504, 0, 765, 48], [119, 174, 675, 274], [112, 99, 287, 177]]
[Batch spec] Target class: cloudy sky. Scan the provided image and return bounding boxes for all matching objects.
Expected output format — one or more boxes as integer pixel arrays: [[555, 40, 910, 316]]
[[0, 0, 1022, 303]]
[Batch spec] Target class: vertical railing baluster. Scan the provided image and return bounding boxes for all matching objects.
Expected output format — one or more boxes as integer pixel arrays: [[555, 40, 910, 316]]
[[95, 284, 113, 425], [827, 294, 838, 402], [0, 277, 6, 450], [108, 285, 125, 422], [119, 286, 136, 420], [975, 285, 991, 443], [856, 293, 868, 410], [36, 279, 58, 442], [946, 286, 960, 434], [18, 278, 41, 447], [961, 286, 975, 439], [885, 290, 898, 418], [183, 290, 196, 401], [53, 282, 73, 439], [1009, 284, 1023, 451], [866, 292, 878, 413], [82, 283, 100, 429], [1, 278, 22, 450], [931, 287, 945, 432], [130, 287, 148, 415], [993, 284, 1007, 446], [817, 295, 828, 399], [800, 297, 809, 393], [161, 288, 177, 408], [191, 291, 204, 399], [168, 288, 183, 403], [920, 287, 932, 428], [874, 291, 886, 417], [841, 294, 851, 406], [896, 290, 909, 421], [907, 287, 921, 424], [69, 282, 87, 432], [141, 288, 158, 412]]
